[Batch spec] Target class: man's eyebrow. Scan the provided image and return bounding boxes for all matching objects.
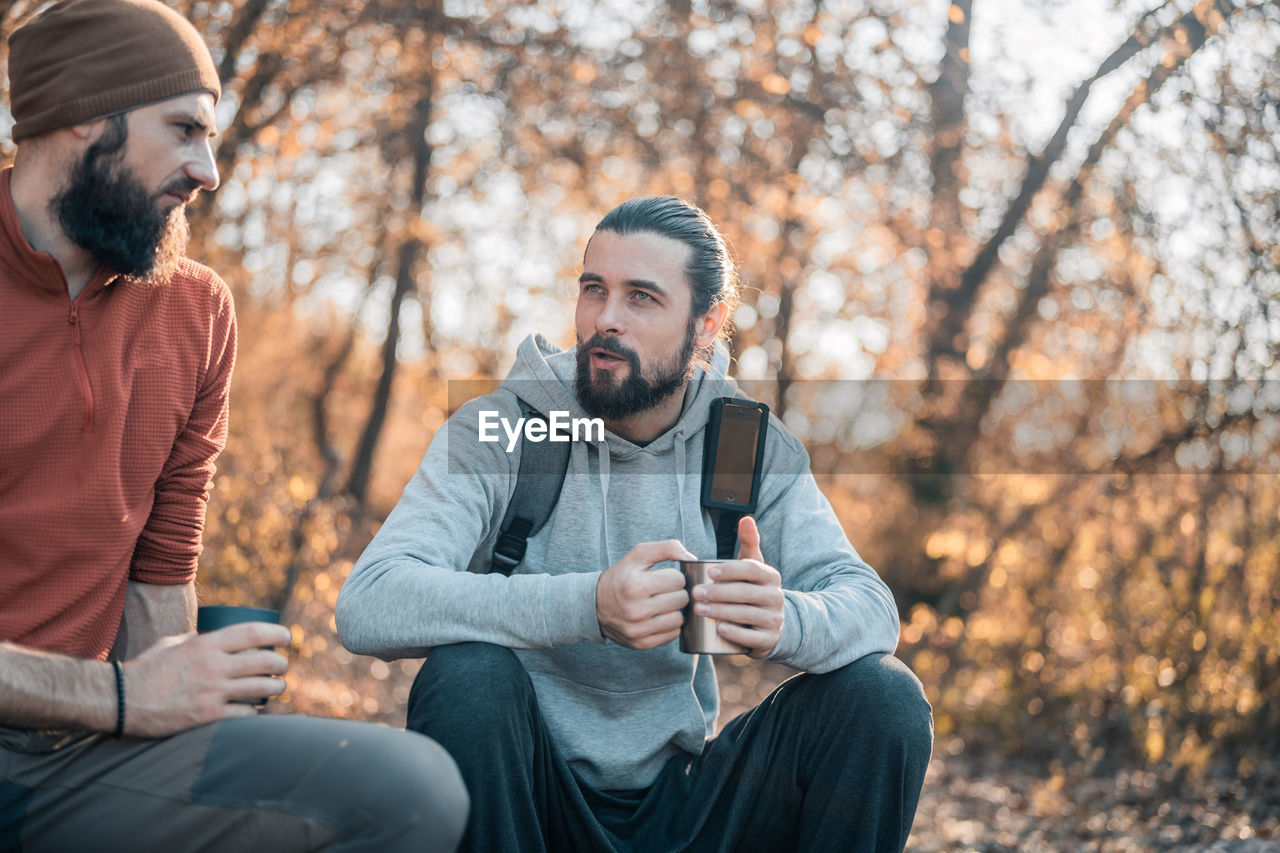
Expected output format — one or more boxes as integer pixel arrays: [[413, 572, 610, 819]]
[[627, 279, 666, 296], [577, 272, 668, 297], [167, 111, 218, 138]]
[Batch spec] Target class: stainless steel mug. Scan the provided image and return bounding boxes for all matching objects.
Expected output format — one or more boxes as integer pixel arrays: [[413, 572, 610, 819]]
[[679, 561, 748, 655]]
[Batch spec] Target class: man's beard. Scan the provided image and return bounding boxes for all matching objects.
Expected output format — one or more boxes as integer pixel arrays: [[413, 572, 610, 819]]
[[51, 126, 196, 285], [574, 321, 699, 421]]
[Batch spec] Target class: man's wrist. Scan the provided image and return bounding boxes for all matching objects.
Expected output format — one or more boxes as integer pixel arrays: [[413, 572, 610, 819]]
[[90, 658, 121, 734], [593, 572, 606, 640], [110, 660, 126, 737], [66, 657, 121, 734], [765, 595, 801, 662]]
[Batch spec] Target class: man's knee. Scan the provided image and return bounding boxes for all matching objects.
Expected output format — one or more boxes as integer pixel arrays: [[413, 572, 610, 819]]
[[810, 653, 934, 757], [408, 642, 532, 732], [334, 723, 470, 851], [197, 716, 468, 852]]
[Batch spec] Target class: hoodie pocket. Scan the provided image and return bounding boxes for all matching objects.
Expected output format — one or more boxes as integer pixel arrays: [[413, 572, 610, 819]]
[[527, 668, 708, 786]]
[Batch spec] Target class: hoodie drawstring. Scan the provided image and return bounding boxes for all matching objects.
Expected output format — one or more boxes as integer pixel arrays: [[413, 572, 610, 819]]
[[673, 431, 689, 547], [599, 447, 612, 564]]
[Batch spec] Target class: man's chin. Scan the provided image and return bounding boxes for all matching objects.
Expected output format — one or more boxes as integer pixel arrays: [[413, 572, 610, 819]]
[[589, 365, 630, 388], [133, 209, 190, 285], [576, 379, 625, 420]]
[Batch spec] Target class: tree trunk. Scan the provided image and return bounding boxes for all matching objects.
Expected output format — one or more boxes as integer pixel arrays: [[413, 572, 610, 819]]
[[346, 86, 435, 504]]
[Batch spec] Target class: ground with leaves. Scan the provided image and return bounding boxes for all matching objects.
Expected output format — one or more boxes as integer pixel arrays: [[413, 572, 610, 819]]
[[908, 748, 1280, 852], [715, 658, 1280, 852]]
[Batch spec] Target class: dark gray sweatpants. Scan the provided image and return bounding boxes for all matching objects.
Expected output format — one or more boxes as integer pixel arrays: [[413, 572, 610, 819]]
[[0, 714, 468, 852], [408, 643, 933, 853]]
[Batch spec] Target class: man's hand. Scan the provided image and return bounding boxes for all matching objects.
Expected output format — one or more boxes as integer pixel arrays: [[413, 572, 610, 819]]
[[596, 540, 695, 650], [692, 517, 784, 658], [122, 622, 291, 737]]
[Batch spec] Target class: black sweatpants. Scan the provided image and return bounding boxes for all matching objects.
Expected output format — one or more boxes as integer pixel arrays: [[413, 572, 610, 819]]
[[407, 643, 933, 853], [0, 714, 469, 852]]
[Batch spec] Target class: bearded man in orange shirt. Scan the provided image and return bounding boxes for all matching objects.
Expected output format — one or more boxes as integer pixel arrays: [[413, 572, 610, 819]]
[[0, 2, 467, 849]]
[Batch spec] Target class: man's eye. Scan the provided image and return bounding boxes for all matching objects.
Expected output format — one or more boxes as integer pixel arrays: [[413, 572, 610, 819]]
[[631, 290, 654, 302]]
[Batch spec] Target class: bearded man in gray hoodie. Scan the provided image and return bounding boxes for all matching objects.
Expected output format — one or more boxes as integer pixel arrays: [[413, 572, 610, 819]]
[[337, 196, 933, 852]]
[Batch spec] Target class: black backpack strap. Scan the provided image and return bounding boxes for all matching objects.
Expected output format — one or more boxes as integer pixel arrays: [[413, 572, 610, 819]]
[[491, 398, 571, 574], [713, 510, 742, 560]]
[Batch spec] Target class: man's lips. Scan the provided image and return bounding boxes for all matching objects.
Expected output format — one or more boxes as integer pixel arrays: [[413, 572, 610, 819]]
[[590, 348, 629, 370], [165, 190, 194, 205]]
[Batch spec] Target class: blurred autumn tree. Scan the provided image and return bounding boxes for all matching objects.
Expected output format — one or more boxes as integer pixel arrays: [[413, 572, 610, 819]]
[[2, 0, 1277, 779]]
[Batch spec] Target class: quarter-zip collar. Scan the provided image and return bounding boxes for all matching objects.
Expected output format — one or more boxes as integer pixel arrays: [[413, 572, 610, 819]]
[[0, 167, 119, 299], [2, 167, 121, 430]]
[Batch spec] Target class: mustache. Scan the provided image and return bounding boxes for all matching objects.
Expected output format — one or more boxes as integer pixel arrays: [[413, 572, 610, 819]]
[[156, 177, 203, 203], [582, 334, 641, 367]]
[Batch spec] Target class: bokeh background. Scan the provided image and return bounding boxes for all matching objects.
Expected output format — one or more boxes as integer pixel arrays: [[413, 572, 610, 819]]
[[3, 0, 1278, 848]]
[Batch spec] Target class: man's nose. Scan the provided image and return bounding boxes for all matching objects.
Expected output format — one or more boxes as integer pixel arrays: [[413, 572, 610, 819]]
[[187, 138, 220, 192], [595, 297, 625, 336]]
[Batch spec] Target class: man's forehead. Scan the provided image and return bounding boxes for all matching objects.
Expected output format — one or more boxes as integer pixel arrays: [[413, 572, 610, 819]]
[[584, 230, 691, 282], [141, 91, 217, 126]]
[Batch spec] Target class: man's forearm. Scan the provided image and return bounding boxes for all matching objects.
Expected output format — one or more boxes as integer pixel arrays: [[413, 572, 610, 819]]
[[770, 571, 901, 672], [0, 641, 116, 731], [337, 562, 603, 658], [110, 581, 197, 661], [0, 582, 194, 730]]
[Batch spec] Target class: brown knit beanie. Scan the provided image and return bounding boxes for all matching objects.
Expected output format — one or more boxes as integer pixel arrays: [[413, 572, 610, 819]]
[[8, 0, 220, 143]]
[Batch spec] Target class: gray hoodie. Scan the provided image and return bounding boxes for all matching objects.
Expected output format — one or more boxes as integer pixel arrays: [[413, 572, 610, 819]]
[[336, 334, 900, 789]]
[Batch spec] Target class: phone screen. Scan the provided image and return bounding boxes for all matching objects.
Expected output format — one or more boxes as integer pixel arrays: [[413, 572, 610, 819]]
[[710, 403, 763, 505]]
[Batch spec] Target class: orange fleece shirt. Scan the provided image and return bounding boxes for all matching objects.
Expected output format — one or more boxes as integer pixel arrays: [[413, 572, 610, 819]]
[[0, 168, 236, 660]]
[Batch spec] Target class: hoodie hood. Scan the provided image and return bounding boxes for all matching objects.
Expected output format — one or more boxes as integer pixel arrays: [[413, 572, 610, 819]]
[[497, 333, 740, 576], [499, 332, 737, 458]]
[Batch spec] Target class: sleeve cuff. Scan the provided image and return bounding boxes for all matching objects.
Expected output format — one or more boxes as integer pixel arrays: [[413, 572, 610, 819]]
[[128, 563, 199, 585], [767, 593, 803, 662], [541, 571, 606, 646]]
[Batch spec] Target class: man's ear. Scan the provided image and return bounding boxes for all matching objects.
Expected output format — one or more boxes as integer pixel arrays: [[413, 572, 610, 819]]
[[27, 122, 102, 165], [694, 301, 730, 348], [68, 116, 113, 143]]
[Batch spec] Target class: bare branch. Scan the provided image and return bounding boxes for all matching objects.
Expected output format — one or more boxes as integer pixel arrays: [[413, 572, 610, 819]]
[[926, 0, 1186, 369], [983, 5, 1218, 390], [1113, 406, 1261, 475], [217, 0, 272, 85], [928, 0, 972, 231]]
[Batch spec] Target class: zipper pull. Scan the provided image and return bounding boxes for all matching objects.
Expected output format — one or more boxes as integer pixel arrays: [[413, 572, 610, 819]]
[[67, 301, 94, 428]]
